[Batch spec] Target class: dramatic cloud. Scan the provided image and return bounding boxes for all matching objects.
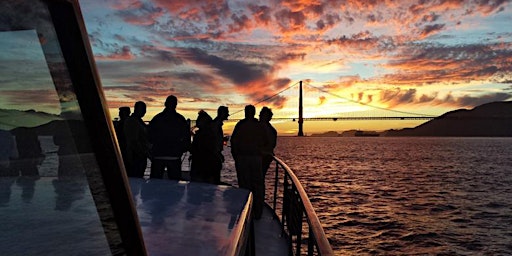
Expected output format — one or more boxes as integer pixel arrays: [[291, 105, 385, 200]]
[[77, 0, 512, 127], [179, 48, 272, 85], [419, 24, 445, 39], [380, 43, 512, 86], [95, 45, 135, 60]]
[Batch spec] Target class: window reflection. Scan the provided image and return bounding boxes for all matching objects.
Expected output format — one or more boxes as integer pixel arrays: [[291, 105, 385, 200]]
[[0, 1, 116, 254]]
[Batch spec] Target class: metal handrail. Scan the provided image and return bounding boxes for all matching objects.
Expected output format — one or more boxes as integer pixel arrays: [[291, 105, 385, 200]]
[[268, 156, 334, 256]]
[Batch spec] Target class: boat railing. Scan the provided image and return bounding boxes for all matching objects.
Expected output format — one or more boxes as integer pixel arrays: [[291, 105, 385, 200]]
[[267, 156, 334, 256]]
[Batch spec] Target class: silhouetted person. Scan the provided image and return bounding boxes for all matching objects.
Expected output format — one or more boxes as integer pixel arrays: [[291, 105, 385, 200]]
[[259, 107, 277, 177], [54, 120, 92, 177], [6, 128, 43, 204], [231, 105, 268, 219], [190, 110, 216, 183], [114, 106, 130, 168], [53, 177, 86, 211], [10, 127, 43, 177], [124, 101, 150, 178], [0, 129, 17, 176], [149, 95, 190, 180], [0, 176, 15, 207], [211, 106, 229, 184], [0, 129, 16, 206]]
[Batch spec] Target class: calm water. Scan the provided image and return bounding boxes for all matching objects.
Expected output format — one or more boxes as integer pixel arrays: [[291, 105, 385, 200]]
[[35, 136, 512, 255], [271, 137, 512, 255]]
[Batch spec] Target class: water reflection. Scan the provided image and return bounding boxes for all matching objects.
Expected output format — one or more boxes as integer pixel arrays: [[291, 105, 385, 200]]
[[16, 176, 38, 203], [140, 179, 185, 226], [11, 127, 44, 177], [0, 177, 15, 207], [52, 177, 86, 211]]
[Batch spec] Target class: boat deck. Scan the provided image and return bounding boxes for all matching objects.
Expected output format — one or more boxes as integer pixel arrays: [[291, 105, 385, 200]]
[[129, 178, 289, 256], [254, 205, 289, 256]]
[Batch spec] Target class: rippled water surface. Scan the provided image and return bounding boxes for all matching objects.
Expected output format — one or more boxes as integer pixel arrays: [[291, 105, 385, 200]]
[[271, 137, 512, 255], [35, 136, 512, 254]]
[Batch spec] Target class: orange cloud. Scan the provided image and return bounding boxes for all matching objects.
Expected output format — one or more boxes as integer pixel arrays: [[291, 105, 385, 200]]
[[318, 96, 326, 105]]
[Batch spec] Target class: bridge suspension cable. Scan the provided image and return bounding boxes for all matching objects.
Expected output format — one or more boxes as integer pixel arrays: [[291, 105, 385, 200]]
[[303, 81, 437, 118], [224, 80, 438, 123], [229, 81, 300, 117]]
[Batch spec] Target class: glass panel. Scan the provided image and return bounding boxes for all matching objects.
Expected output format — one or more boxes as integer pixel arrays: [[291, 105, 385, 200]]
[[0, 1, 117, 255]]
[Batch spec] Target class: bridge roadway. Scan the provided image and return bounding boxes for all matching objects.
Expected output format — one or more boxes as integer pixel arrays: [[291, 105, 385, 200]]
[[222, 116, 436, 122]]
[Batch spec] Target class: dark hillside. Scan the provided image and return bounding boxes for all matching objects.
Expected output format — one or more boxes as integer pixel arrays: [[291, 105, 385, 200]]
[[385, 101, 512, 136]]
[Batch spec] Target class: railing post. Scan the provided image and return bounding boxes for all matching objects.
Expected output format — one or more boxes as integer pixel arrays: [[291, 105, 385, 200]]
[[308, 226, 314, 256], [272, 156, 334, 256], [273, 159, 278, 211]]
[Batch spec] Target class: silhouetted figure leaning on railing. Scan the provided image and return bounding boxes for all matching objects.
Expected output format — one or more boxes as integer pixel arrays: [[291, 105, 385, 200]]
[[259, 106, 277, 177], [231, 105, 268, 219]]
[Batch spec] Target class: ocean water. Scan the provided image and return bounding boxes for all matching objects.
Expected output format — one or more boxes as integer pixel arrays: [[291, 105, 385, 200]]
[[270, 137, 512, 255], [33, 136, 512, 255]]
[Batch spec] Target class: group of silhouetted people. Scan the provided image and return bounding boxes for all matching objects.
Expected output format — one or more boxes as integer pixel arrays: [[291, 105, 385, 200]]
[[114, 96, 189, 180], [114, 95, 277, 218]]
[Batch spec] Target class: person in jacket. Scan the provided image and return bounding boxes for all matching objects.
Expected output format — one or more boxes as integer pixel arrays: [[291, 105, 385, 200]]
[[148, 95, 190, 180], [211, 106, 229, 184], [124, 101, 150, 178], [259, 106, 277, 177], [230, 105, 268, 219], [190, 110, 216, 183]]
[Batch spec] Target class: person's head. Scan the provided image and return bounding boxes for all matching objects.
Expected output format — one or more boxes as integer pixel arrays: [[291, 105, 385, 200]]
[[133, 101, 146, 118], [217, 106, 229, 120], [244, 105, 256, 119], [196, 110, 212, 129], [118, 106, 131, 120], [165, 95, 178, 109], [259, 106, 273, 122]]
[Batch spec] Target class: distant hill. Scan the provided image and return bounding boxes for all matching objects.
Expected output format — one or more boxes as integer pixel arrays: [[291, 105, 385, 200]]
[[384, 101, 512, 137], [0, 108, 62, 130], [310, 131, 341, 137], [0, 108, 93, 153], [311, 130, 381, 137]]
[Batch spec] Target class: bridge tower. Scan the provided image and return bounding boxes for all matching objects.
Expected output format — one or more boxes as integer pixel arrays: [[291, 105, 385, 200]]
[[298, 80, 304, 136]]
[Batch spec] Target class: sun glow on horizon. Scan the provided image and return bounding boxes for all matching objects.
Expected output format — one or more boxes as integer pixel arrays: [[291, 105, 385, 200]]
[[80, 0, 512, 134]]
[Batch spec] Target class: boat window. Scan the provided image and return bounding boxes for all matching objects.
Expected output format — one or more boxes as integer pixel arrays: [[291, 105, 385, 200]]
[[0, 1, 141, 255]]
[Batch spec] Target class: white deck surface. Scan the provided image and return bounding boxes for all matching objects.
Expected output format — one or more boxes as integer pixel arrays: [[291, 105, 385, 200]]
[[129, 178, 252, 256], [130, 177, 289, 256], [139, 156, 289, 256]]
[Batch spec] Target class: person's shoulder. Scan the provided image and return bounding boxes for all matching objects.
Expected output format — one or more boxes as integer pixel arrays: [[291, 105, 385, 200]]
[[174, 112, 188, 123], [176, 112, 186, 119], [236, 118, 250, 126], [150, 112, 164, 121], [232, 119, 243, 129], [212, 118, 222, 126], [124, 116, 136, 126], [251, 118, 262, 125]]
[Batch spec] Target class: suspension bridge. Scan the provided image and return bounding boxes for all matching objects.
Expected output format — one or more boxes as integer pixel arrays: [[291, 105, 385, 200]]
[[226, 80, 438, 136]]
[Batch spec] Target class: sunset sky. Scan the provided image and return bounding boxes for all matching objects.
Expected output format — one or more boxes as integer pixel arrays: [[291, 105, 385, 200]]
[[76, 0, 512, 135]]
